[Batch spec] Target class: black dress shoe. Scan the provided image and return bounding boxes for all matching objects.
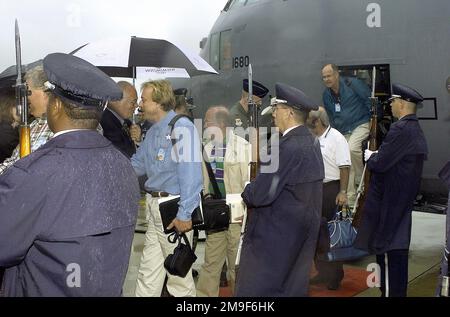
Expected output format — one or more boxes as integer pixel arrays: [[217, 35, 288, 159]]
[[327, 280, 341, 290], [310, 274, 327, 285]]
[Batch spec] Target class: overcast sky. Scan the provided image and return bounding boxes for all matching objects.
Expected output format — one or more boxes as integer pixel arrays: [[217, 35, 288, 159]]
[[0, 0, 227, 71]]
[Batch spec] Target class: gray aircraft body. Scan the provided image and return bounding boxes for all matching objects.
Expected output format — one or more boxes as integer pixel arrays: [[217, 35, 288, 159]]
[[182, 0, 450, 194]]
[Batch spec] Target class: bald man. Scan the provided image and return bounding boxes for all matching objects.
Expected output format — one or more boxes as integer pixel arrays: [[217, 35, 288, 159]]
[[307, 106, 351, 290], [197, 106, 250, 297], [100, 81, 141, 158]]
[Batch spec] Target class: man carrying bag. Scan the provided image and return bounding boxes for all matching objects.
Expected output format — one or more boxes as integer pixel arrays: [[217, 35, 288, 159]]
[[196, 106, 250, 297], [307, 106, 351, 290], [131, 80, 202, 297]]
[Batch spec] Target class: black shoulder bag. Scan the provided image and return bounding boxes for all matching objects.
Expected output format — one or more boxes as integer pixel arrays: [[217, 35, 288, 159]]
[[201, 147, 231, 233], [164, 232, 197, 277]]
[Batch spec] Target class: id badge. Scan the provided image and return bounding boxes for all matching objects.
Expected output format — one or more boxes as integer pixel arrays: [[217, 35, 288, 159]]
[[157, 148, 165, 161], [335, 103, 341, 112]]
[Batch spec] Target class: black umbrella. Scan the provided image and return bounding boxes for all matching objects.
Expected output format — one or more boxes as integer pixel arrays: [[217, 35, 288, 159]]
[[0, 59, 42, 89], [71, 36, 218, 79]]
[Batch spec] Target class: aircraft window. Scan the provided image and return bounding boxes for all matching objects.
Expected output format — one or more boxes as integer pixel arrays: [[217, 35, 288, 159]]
[[220, 30, 232, 71], [223, 0, 233, 11], [210, 33, 220, 71], [229, 0, 246, 9], [227, 0, 262, 10]]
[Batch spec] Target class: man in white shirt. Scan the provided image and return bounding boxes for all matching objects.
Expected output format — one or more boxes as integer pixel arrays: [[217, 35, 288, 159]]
[[307, 106, 351, 290]]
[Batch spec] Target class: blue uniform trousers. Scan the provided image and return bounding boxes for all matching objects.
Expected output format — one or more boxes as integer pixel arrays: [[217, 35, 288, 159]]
[[376, 249, 409, 297]]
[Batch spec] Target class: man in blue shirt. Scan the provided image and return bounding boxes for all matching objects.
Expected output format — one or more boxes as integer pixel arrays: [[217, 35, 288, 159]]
[[131, 80, 202, 297], [322, 64, 371, 205]]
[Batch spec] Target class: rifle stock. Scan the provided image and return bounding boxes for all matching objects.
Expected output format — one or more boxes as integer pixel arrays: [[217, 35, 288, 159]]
[[19, 126, 31, 158]]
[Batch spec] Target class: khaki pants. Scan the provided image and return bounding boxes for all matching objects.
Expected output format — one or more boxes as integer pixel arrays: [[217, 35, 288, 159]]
[[344, 122, 370, 206], [196, 224, 241, 297], [135, 194, 196, 297]]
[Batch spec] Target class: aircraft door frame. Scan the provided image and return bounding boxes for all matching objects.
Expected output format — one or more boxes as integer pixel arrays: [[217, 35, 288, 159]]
[[338, 64, 392, 143]]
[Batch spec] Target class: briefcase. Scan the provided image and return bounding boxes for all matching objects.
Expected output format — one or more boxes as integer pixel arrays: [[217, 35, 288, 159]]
[[159, 195, 203, 234]]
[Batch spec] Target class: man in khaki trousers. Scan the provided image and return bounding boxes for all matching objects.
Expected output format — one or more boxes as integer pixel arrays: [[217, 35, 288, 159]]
[[322, 64, 371, 205], [196, 106, 250, 296]]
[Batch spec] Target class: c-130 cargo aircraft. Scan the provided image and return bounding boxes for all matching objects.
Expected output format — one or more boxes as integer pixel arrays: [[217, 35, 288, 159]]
[[178, 0, 450, 197]]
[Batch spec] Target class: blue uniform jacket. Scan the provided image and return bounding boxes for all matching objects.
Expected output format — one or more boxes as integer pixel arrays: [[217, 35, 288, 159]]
[[354, 115, 428, 254], [235, 126, 324, 297], [437, 161, 450, 293], [0, 130, 140, 296]]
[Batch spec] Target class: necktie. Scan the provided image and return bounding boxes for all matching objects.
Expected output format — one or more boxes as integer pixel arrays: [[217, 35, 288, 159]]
[[122, 119, 131, 138]]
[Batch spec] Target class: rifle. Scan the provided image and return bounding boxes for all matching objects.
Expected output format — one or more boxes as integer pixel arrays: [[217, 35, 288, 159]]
[[15, 20, 31, 158], [441, 246, 449, 297], [247, 64, 260, 181], [235, 64, 261, 267], [351, 66, 378, 228]]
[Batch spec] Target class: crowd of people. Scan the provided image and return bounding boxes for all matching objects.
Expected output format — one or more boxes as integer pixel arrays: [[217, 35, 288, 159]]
[[0, 54, 448, 298]]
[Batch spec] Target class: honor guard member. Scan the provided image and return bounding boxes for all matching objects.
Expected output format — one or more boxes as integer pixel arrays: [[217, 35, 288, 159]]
[[0, 53, 140, 296], [132, 80, 203, 297], [437, 161, 450, 297], [230, 79, 269, 130], [354, 83, 428, 297], [235, 83, 324, 297], [173, 88, 195, 117]]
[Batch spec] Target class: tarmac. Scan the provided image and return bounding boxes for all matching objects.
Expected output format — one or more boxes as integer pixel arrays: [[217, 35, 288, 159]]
[[123, 197, 446, 297]]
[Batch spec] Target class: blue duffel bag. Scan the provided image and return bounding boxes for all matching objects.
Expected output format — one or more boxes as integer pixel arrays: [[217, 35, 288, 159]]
[[320, 209, 369, 262]]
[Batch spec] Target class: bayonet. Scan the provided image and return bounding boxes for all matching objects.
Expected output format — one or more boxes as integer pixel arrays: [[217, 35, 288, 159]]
[[15, 20, 22, 93], [15, 19, 31, 158]]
